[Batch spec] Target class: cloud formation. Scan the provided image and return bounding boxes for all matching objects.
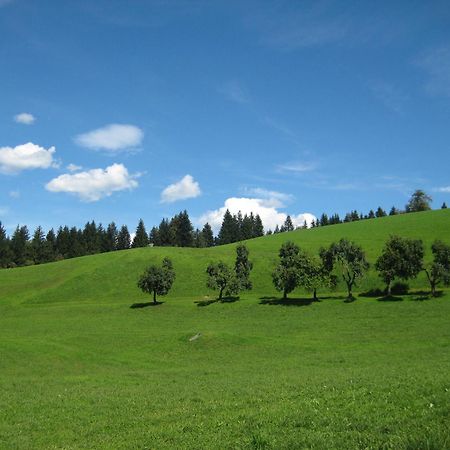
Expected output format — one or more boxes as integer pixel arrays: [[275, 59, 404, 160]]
[[0, 142, 57, 174], [14, 113, 36, 125], [435, 186, 450, 193], [276, 161, 316, 173], [75, 124, 144, 152], [46, 163, 139, 202], [161, 174, 201, 203], [66, 163, 82, 172], [198, 196, 316, 233]]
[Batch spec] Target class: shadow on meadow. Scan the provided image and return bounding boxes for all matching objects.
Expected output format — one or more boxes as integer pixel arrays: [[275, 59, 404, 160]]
[[195, 296, 240, 307], [130, 301, 164, 308], [259, 296, 315, 307], [360, 288, 442, 303]]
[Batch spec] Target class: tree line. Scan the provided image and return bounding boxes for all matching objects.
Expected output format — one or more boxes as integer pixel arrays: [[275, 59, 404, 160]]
[[138, 236, 450, 304], [0, 189, 446, 269]]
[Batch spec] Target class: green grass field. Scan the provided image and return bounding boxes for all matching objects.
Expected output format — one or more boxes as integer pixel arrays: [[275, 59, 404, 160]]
[[1, 210, 449, 449]]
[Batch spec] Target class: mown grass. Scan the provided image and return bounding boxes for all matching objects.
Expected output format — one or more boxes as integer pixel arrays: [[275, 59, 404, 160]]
[[0, 210, 449, 449]]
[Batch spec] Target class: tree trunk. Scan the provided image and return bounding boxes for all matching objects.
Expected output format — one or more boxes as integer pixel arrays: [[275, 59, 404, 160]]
[[313, 288, 318, 301], [431, 281, 437, 297], [346, 281, 353, 300], [386, 280, 391, 296], [219, 287, 224, 300], [283, 289, 287, 300], [153, 290, 157, 304]]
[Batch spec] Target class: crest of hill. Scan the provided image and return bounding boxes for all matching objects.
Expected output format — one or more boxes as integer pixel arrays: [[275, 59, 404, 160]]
[[1, 209, 449, 305]]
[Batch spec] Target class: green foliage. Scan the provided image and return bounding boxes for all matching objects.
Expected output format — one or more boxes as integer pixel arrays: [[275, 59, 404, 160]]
[[234, 244, 253, 291], [138, 257, 175, 303], [206, 261, 239, 299], [132, 219, 149, 248], [375, 235, 424, 295], [406, 189, 432, 212], [117, 225, 131, 250], [424, 240, 450, 296], [272, 241, 302, 298], [324, 238, 369, 299]]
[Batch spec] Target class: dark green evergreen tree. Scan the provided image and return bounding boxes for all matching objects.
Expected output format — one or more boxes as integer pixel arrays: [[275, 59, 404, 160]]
[[376, 207, 387, 218], [158, 218, 174, 246], [103, 222, 118, 252], [172, 210, 194, 247], [218, 210, 239, 245], [253, 214, 264, 237], [11, 225, 30, 266], [442, 202, 447, 209], [117, 225, 131, 250], [149, 226, 160, 246], [0, 222, 12, 268], [30, 226, 46, 264], [235, 244, 253, 291], [201, 223, 214, 247], [389, 206, 398, 216], [132, 219, 149, 248]]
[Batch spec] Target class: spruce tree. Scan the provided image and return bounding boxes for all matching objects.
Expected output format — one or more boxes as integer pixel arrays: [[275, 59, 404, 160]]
[[241, 214, 253, 240], [158, 218, 174, 246], [56, 226, 71, 258], [218, 210, 238, 245], [201, 223, 214, 247], [43, 229, 57, 262], [235, 244, 253, 291], [442, 202, 447, 209], [0, 222, 12, 268], [253, 214, 264, 237], [117, 225, 131, 250], [103, 222, 118, 252], [11, 225, 30, 266], [149, 226, 160, 246], [31, 226, 46, 264], [132, 219, 149, 248], [173, 210, 194, 247], [282, 215, 294, 232]]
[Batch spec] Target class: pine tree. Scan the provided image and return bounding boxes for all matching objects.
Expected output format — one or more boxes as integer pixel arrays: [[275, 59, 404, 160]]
[[201, 223, 214, 247], [117, 225, 131, 250], [235, 244, 253, 291], [0, 222, 12, 268], [253, 214, 264, 237], [241, 214, 253, 240], [320, 213, 329, 226], [158, 218, 174, 246], [11, 225, 30, 266], [172, 210, 194, 247], [149, 226, 160, 246], [83, 221, 100, 254], [389, 206, 398, 216], [218, 210, 239, 245], [282, 215, 294, 232], [56, 226, 71, 258], [442, 202, 448, 209], [43, 229, 57, 262], [31, 226, 46, 264], [368, 210, 375, 219], [103, 222, 118, 252], [376, 207, 387, 218], [132, 219, 149, 248]]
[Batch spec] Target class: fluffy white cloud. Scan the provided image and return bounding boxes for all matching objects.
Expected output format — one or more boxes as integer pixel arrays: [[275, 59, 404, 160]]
[[435, 186, 450, 193], [161, 174, 201, 203], [66, 163, 82, 172], [14, 113, 36, 125], [198, 196, 316, 233], [45, 163, 139, 202], [0, 142, 56, 174], [75, 124, 144, 152], [242, 187, 293, 208]]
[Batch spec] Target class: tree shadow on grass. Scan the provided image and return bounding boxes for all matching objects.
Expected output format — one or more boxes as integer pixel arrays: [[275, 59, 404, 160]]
[[259, 296, 314, 307], [130, 301, 164, 309], [195, 296, 240, 307], [377, 295, 403, 302]]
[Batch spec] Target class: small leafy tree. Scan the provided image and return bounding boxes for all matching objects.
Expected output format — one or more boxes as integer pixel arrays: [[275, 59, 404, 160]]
[[206, 261, 239, 300], [138, 257, 175, 304], [324, 239, 369, 300], [272, 242, 301, 299], [375, 235, 424, 296], [235, 244, 253, 291], [406, 190, 432, 212], [424, 240, 450, 297]]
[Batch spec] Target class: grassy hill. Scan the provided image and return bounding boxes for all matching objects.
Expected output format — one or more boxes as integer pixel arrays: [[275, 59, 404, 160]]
[[0, 209, 449, 449]]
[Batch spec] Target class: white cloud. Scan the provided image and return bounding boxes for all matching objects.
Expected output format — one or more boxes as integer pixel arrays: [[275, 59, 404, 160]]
[[66, 163, 82, 172], [0, 142, 57, 174], [45, 163, 139, 202], [9, 190, 20, 199], [160, 174, 201, 203], [75, 124, 144, 152], [276, 161, 316, 173], [242, 187, 293, 208], [435, 186, 450, 193], [198, 196, 316, 233], [14, 113, 36, 125]]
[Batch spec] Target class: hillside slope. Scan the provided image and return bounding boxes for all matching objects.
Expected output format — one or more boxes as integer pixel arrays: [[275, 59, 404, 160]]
[[1, 209, 449, 305]]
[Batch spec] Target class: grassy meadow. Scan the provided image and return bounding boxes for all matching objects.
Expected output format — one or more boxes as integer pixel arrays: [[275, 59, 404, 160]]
[[1, 209, 449, 449]]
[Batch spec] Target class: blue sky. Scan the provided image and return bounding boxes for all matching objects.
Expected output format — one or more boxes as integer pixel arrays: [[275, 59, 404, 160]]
[[1, 0, 449, 234]]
